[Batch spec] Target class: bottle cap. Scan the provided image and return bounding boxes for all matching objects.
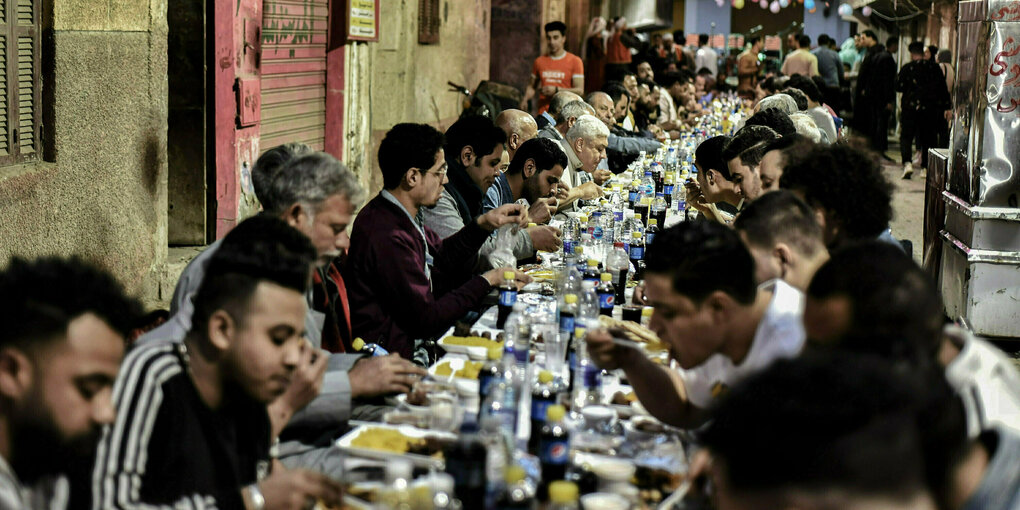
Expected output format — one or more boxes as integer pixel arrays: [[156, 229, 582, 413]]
[[632, 232, 642, 239], [587, 259, 598, 267], [642, 197, 651, 205], [352, 338, 366, 351], [503, 271, 515, 280], [574, 327, 587, 338], [546, 404, 567, 422], [538, 369, 554, 384], [648, 219, 658, 226], [642, 307, 653, 317], [579, 215, 588, 223], [601, 273, 612, 281], [574, 246, 584, 255], [564, 294, 578, 304], [634, 214, 642, 221], [488, 345, 502, 360], [549, 481, 579, 503], [504, 465, 526, 484]]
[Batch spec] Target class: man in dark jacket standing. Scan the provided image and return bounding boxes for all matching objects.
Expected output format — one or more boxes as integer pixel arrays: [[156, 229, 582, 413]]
[[854, 30, 897, 155], [896, 41, 951, 179]]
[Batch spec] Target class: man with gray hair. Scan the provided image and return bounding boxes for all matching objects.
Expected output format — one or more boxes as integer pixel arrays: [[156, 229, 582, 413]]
[[538, 98, 592, 144], [140, 147, 425, 478], [536, 89, 582, 130], [754, 93, 799, 116], [587, 91, 661, 172], [555, 114, 610, 215], [495, 109, 538, 161]]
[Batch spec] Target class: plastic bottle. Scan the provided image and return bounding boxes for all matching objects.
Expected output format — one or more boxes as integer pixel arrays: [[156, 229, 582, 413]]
[[663, 172, 675, 208], [582, 259, 600, 283], [607, 242, 630, 305], [351, 337, 389, 357], [629, 231, 645, 271], [641, 171, 656, 202], [528, 370, 557, 455], [651, 192, 667, 228], [379, 458, 414, 509], [634, 197, 650, 227], [547, 481, 580, 510], [675, 178, 689, 218], [646, 218, 660, 248], [538, 405, 571, 500], [502, 302, 530, 369], [596, 273, 615, 317], [558, 294, 578, 339], [560, 216, 578, 258], [578, 281, 600, 325], [478, 345, 503, 401], [496, 271, 518, 329], [498, 465, 536, 510], [627, 179, 641, 209], [444, 422, 487, 509], [571, 335, 601, 414]]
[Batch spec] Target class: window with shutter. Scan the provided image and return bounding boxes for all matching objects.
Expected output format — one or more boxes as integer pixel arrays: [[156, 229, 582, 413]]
[[418, 0, 439, 45], [0, 0, 38, 165]]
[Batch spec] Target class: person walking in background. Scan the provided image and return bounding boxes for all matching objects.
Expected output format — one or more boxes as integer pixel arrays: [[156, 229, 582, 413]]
[[582, 17, 606, 95], [523, 21, 585, 115], [812, 34, 843, 108], [737, 36, 763, 100], [695, 34, 719, 78], [604, 17, 638, 82], [854, 30, 897, 156], [896, 42, 951, 179]]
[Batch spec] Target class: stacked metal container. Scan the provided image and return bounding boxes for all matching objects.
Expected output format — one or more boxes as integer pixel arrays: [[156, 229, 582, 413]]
[[939, 0, 1020, 338]]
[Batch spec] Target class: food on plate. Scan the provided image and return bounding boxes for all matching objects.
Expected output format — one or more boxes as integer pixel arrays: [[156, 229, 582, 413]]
[[611, 391, 637, 405], [433, 360, 483, 379], [443, 335, 502, 349], [598, 316, 667, 351], [348, 427, 446, 458]]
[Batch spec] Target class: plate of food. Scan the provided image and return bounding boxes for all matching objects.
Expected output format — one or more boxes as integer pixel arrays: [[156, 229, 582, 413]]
[[336, 424, 455, 468], [429, 359, 484, 380], [438, 335, 502, 360], [597, 315, 668, 353]]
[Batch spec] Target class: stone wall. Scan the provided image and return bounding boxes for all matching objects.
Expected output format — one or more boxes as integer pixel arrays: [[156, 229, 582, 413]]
[[0, 0, 168, 308], [342, 0, 492, 196]]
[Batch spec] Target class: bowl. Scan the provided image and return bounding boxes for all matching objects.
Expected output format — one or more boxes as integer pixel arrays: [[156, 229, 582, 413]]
[[580, 492, 630, 510], [588, 457, 636, 483]]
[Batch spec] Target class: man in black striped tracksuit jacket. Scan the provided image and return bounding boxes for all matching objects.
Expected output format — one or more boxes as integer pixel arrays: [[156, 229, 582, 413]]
[[91, 216, 343, 510]]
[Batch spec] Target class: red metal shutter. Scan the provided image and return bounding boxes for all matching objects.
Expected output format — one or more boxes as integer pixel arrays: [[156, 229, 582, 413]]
[[261, 0, 328, 152]]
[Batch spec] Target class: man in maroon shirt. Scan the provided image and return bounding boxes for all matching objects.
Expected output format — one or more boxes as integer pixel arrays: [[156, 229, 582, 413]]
[[345, 123, 532, 362]]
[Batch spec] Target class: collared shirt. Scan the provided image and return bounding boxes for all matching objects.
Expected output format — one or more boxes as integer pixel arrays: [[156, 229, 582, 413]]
[[0, 456, 66, 510], [781, 48, 819, 78], [812, 46, 842, 87], [381, 189, 432, 284]]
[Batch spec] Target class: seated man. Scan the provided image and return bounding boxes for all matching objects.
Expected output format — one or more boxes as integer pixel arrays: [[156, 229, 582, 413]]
[[722, 125, 781, 202], [743, 107, 796, 137], [756, 133, 812, 194], [481, 137, 566, 265], [94, 215, 344, 509], [588, 89, 661, 173], [346, 123, 530, 361], [804, 241, 1020, 438], [585, 221, 805, 428], [422, 115, 507, 240], [685, 135, 741, 223], [0, 257, 140, 510], [553, 114, 611, 216], [142, 147, 424, 476], [494, 109, 538, 161], [779, 144, 901, 250], [700, 353, 945, 510], [733, 190, 829, 291], [536, 90, 582, 133]]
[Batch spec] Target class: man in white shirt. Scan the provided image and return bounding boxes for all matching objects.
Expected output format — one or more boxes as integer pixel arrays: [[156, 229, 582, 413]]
[[804, 241, 1020, 438], [586, 220, 805, 428], [694, 34, 718, 78]]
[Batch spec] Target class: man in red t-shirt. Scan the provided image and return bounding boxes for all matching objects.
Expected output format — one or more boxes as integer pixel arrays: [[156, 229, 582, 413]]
[[523, 21, 585, 115]]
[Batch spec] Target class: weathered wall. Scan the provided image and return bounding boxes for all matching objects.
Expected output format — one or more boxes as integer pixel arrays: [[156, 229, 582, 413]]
[[0, 0, 168, 307], [342, 0, 491, 196]]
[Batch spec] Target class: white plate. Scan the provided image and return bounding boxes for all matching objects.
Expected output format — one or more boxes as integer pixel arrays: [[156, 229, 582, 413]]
[[335, 423, 455, 469], [437, 337, 498, 360]]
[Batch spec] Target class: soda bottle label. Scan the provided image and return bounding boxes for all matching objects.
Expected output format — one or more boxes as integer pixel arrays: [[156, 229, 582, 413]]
[[513, 347, 529, 364], [630, 246, 644, 260], [583, 365, 601, 389], [646, 232, 656, 246], [628, 190, 639, 203], [598, 292, 614, 310], [560, 315, 575, 334], [532, 399, 553, 423], [499, 289, 517, 307], [614, 210, 623, 222], [479, 373, 496, 398], [562, 239, 574, 255], [540, 438, 569, 465], [664, 184, 675, 195], [593, 226, 603, 240]]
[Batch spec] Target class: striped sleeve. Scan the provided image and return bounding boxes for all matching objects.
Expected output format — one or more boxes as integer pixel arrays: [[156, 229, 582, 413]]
[[91, 343, 218, 510]]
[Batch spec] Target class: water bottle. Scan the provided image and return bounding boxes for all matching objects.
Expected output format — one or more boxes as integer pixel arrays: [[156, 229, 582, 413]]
[[547, 481, 580, 510], [561, 216, 577, 259], [579, 281, 600, 324], [589, 211, 603, 243], [675, 178, 689, 219], [571, 329, 601, 413], [351, 337, 389, 357], [641, 171, 656, 202], [503, 302, 530, 368]]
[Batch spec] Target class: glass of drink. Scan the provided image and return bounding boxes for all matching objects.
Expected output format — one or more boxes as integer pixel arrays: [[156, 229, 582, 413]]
[[544, 330, 568, 384]]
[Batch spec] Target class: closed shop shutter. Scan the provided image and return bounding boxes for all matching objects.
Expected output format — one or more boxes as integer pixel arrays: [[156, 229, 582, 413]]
[[261, 0, 328, 152]]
